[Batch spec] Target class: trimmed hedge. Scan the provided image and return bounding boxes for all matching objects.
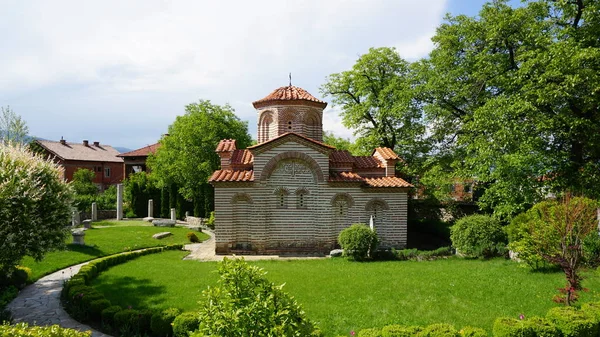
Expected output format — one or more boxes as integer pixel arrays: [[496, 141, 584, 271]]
[[356, 304, 600, 337], [151, 307, 181, 337], [61, 244, 183, 336], [172, 311, 200, 337], [0, 322, 91, 336]]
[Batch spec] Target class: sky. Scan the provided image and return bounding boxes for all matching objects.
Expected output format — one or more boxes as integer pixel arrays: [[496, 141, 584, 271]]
[[0, 0, 502, 151]]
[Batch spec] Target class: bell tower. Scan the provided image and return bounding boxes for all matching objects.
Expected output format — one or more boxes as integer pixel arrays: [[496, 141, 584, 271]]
[[253, 85, 327, 143]]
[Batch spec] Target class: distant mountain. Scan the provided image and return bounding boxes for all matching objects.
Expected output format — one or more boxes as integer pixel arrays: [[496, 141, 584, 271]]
[[113, 146, 132, 154]]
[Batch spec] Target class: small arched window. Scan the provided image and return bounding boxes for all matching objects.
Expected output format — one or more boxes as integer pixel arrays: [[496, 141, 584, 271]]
[[295, 188, 309, 209], [273, 187, 289, 208]]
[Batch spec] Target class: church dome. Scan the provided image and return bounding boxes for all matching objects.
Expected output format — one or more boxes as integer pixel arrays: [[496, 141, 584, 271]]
[[252, 85, 327, 109]]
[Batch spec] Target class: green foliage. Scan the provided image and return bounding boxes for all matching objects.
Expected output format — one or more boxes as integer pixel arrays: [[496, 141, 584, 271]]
[[101, 305, 122, 329], [450, 215, 506, 258], [510, 197, 598, 304], [148, 100, 252, 217], [72, 169, 97, 195], [526, 317, 560, 337], [0, 143, 73, 275], [123, 172, 162, 217], [95, 185, 117, 210], [205, 211, 215, 229], [172, 312, 201, 337], [151, 307, 181, 337], [391, 247, 453, 261], [492, 317, 535, 337], [381, 325, 423, 337], [358, 328, 383, 337], [0, 322, 91, 337], [187, 232, 200, 243], [89, 299, 111, 321], [458, 326, 487, 337], [196, 257, 315, 337], [321, 47, 430, 176], [338, 224, 379, 261], [0, 106, 28, 145], [417, 0, 600, 219], [417, 324, 459, 337], [582, 234, 600, 268], [546, 306, 599, 337]]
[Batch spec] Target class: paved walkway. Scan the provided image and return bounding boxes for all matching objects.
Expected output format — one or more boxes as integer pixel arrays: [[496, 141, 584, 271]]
[[7, 228, 324, 336]]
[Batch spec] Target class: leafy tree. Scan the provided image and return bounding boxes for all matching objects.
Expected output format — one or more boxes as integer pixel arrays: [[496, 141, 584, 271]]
[[0, 106, 28, 145], [195, 258, 316, 337], [450, 214, 507, 258], [0, 143, 73, 275], [320, 47, 431, 176], [509, 196, 598, 305], [72, 169, 98, 196], [418, 0, 600, 219], [148, 100, 252, 217]]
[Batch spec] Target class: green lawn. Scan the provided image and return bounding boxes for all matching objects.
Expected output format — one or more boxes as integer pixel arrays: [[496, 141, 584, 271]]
[[91, 251, 600, 336], [22, 224, 208, 281]]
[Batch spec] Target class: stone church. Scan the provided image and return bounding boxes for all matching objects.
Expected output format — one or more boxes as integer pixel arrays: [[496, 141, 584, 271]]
[[209, 85, 412, 255]]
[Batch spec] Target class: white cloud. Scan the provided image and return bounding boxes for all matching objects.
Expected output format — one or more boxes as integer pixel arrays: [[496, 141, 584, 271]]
[[0, 0, 448, 148]]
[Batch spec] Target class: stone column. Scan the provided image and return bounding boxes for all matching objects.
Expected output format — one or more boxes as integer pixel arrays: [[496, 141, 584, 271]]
[[71, 229, 85, 245], [91, 202, 98, 221], [72, 210, 80, 227], [170, 208, 176, 221], [116, 184, 123, 220], [148, 199, 154, 218]]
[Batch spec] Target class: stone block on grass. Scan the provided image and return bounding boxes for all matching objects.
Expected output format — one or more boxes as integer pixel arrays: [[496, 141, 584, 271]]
[[152, 219, 176, 227], [153, 232, 172, 239]]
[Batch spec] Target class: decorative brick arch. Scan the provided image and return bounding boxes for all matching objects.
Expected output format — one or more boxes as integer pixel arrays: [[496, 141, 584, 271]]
[[331, 192, 355, 208], [260, 151, 325, 182], [295, 187, 310, 195], [272, 186, 290, 195], [231, 193, 253, 204], [365, 198, 390, 211]]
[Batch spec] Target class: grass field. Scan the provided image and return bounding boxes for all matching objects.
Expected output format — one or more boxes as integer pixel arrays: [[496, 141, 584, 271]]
[[91, 250, 600, 336], [21, 223, 208, 281]]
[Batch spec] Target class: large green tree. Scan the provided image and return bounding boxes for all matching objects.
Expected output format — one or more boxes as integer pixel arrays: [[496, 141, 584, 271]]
[[148, 100, 252, 217], [320, 47, 431, 176], [419, 0, 600, 219]]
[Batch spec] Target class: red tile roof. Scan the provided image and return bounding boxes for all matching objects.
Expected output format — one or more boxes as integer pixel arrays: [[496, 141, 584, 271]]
[[252, 85, 327, 109], [37, 140, 123, 163], [231, 149, 254, 165], [118, 143, 160, 157], [364, 176, 413, 188], [353, 156, 384, 169], [329, 150, 354, 163], [329, 171, 364, 182], [216, 139, 237, 152], [209, 170, 254, 182], [374, 147, 400, 160]]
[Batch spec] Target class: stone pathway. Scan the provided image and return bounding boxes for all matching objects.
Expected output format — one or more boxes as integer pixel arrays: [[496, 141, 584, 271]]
[[7, 262, 111, 337], [7, 228, 324, 336]]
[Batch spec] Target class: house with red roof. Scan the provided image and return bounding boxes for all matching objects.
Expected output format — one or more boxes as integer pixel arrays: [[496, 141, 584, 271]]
[[209, 85, 413, 255], [34, 139, 124, 191], [117, 142, 160, 179]]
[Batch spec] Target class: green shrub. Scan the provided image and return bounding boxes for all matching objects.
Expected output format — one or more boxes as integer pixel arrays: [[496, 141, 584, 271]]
[[114, 309, 143, 336], [0, 322, 91, 336], [172, 312, 200, 337], [101, 305, 122, 329], [358, 328, 383, 337], [505, 203, 557, 270], [197, 257, 315, 337], [89, 299, 111, 321], [581, 302, 600, 321], [417, 323, 460, 337], [582, 233, 600, 268], [205, 211, 215, 229], [0, 143, 73, 276], [459, 326, 488, 337], [151, 307, 181, 336], [382, 324, 423, 337], [493, 317, 535, 337], [546, 306, 599, 337], [451, 215, 506, 258], [338, 224, 379, 261], [526, 317, 560, 337], [187, 232, 200, 243]]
